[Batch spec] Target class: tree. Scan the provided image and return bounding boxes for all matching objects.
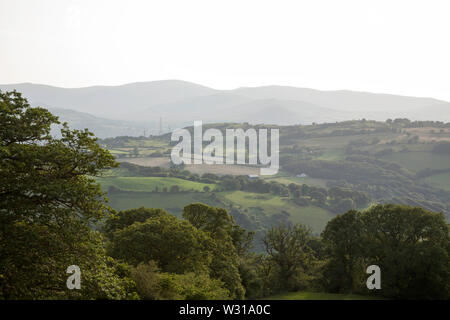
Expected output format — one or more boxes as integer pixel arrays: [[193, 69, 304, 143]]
[[332, 198, 355, 213], [322, 204, 450, 299], [183, 203, 235, 237], [182, 203, 246, 299], [263, 224, 316, 291], [0, 91, 136, 299], [107, 210, 212, 274], [321, 210, 365, 293], [130, 261, 230, 300], [103, 207, 167, 240], [361, 204, 450, 299]]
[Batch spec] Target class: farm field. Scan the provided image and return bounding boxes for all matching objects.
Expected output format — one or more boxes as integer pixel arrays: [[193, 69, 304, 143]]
[[296, 132, 398, 149], [119, 157, 171, 168], [404, 127, 450, 142], [184, 163, 259, 176], [266, 291, 381, 300], [315, 148, 346, 161], [221, 191, 333, 233], [118, 157, 261, 176], [424, 172, 450, 191], [263, 174, 328, 188], [96, 176, 217, 192], [381, 152, 450, 172], [104, 192, 223, 218]]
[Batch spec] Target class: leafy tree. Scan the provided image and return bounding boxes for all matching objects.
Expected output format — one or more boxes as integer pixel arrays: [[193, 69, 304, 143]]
[[0, 91, 135, 299], [263, 224, 316, 291], [182, 203, 246, 299], [103, 207, 166, 239], [361, 204, 450, 299], [322, 205, 450, 299], [107, 210, 212, 274], [129, 261, 161, 300], [183, 203, 235, 239], [321, 210, 365, 293], [130, 261, 230, 300]]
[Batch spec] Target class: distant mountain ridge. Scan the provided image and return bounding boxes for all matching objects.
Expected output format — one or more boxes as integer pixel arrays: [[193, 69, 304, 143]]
[[47, 108, 153, 138], [1, 80, 450, 138]]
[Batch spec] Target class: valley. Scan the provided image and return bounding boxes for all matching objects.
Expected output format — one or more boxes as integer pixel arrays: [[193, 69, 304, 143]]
[[95, 119, 450, 252]]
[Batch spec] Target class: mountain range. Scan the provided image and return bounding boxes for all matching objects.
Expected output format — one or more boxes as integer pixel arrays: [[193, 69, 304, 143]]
[[1, 80, 449, 138]]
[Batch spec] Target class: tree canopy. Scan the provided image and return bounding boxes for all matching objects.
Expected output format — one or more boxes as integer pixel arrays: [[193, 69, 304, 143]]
[[0, 91, 135, 299], [322, 204, 450, 299]]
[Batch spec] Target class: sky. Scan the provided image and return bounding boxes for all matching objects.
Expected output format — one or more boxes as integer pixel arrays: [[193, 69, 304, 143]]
[[1, 0, 450, 101]]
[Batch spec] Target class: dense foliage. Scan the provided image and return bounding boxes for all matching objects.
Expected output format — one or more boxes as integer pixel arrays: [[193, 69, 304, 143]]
[[0, 90, 137, 299], [322, 204, 450, 299]]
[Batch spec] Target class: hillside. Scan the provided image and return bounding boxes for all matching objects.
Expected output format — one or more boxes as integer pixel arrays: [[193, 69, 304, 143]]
[[48, 108, 152, 138], [3, 81, 450, 136], [95, 119, 450, 255], [0, 80, 215, 120]]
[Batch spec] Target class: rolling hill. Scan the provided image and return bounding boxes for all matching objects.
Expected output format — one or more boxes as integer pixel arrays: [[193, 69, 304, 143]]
[[48, 107, 152, 138], [2, 80, 450, 136]]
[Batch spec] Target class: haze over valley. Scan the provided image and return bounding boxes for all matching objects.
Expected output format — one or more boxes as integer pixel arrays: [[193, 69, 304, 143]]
[[2, 80, 450, 138]]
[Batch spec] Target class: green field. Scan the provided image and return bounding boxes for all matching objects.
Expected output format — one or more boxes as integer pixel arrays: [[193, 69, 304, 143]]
[[424, 172, 450, 191], [267, 291, 381, 300], [105, 192, 223, 217], [221, 191, 333, 233], [298, 132, 396, 149], [96, 176, 217, 192], [316, 148, 346, 161], [381, 152, 450, 172], [108, 149, 129, 154]]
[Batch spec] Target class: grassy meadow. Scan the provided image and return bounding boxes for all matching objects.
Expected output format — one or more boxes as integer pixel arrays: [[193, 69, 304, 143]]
[[266, 291, 382, 300], [96, 176, 217, 192]]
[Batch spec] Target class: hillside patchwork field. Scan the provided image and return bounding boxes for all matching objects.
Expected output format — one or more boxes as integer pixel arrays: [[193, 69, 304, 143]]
[[96, 119, 450, 246]]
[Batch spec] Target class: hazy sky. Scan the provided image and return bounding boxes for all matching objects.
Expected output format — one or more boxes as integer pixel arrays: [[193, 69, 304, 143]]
[[1, 0, 450, 100]]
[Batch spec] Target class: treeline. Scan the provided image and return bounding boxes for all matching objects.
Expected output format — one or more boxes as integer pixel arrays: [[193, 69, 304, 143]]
[[280, 118, 450, 145], [391, 119, 450, 128], [78, 203, 450, 300]]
